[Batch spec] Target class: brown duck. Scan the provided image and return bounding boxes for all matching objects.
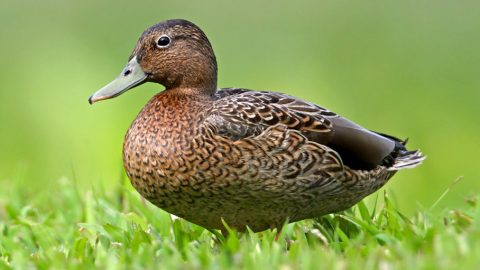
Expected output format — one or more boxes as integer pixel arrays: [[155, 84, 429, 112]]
[[89, 19, 424, 232]]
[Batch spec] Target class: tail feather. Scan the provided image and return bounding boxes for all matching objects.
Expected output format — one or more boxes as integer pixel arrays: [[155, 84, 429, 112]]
[[387, 150, 425, 171]]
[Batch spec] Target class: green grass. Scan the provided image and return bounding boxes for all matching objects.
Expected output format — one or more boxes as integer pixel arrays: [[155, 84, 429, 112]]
[[0, 177, 478, 270]]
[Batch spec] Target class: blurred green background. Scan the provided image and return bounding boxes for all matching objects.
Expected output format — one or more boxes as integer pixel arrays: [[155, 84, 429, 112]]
[[0, 0, 478, 214]]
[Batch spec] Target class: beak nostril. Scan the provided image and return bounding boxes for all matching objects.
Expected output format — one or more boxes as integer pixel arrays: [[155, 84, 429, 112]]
[[123, 69, 132, 76]]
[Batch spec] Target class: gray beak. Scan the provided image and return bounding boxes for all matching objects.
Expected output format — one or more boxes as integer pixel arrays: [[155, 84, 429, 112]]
[[89, 56, 147, 104]]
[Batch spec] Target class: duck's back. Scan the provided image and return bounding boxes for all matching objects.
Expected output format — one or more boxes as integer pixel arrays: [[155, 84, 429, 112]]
[[209, 88, 413, 170]]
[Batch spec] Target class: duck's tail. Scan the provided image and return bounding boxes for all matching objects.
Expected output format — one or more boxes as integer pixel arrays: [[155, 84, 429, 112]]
[[387, 149, 426, 171]]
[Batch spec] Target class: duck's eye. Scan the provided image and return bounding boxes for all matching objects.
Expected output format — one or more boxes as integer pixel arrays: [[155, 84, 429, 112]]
[[156, 36, 171, 47]]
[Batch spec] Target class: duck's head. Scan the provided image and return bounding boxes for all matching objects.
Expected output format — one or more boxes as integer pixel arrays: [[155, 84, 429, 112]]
[[89, 19, 217, 104]]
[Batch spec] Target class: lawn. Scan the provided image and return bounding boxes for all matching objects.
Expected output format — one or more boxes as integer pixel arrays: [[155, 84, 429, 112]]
[[1, 177, 478, 269]]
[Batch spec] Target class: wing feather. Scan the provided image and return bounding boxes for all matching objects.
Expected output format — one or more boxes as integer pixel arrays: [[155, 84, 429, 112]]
[[208, 88, 335, 141]]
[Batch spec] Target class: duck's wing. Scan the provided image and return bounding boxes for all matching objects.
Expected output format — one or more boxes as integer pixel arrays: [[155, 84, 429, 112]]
[[206, 88, 401, 170], [209, 88, 335, 140]]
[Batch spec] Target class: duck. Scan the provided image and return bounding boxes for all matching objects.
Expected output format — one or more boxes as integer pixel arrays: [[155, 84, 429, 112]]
[[89, 19, 424, 233]]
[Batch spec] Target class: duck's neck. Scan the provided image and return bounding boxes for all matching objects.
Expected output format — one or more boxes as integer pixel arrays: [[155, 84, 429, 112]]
[[165, 86, 217, 97], [158, 54, 218, 95]]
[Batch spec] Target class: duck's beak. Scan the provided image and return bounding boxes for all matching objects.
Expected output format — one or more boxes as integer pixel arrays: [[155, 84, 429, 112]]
[[88, 56, 147, 104]]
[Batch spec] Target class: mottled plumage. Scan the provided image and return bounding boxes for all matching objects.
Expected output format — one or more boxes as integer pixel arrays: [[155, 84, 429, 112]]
[[90, 19, 424, 232]]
